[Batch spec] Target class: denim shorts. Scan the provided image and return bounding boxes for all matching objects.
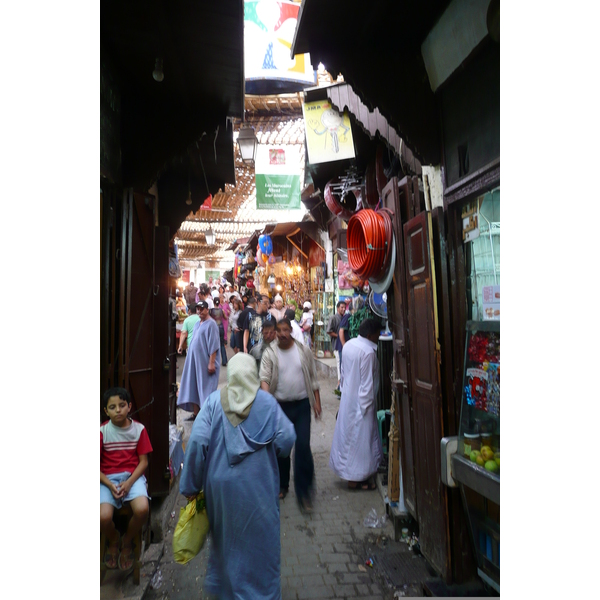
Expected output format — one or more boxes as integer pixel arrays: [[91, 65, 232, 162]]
[[100, 472, 149, 509]]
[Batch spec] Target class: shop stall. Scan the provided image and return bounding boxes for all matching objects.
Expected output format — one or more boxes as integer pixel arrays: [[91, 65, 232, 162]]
[[442, 185, 501, 593], [443, 320, 500, 593]]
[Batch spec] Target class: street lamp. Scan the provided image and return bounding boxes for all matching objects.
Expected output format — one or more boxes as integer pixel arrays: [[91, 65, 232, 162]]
[[237, 124, 258, 165], [205, 227, 216, 245]]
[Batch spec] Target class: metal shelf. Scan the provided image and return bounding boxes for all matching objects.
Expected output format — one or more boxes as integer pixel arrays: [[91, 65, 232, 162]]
[[451, 454, 499, 505]]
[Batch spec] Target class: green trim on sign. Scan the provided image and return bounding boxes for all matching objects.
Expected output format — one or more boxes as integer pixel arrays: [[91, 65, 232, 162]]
[[255, 173, 301, 209]]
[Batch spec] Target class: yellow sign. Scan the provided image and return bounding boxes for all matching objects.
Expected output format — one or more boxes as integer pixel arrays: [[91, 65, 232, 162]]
[[302, 100, 355, 164]]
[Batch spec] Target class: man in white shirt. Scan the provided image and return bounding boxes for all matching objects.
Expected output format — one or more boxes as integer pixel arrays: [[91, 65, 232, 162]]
[[329, 318, 383, 490], [260, 318, 322, 512]]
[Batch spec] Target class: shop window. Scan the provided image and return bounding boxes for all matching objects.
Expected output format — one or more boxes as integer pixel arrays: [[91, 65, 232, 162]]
[[466, 189, 500, 321]]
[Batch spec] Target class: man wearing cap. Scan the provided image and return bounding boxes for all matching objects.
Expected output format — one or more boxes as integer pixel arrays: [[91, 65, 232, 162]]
[[177, 303, 200, 355], [299, 301, 313, 348], [177, 300, 221, 420], [327, 301, 347, 394], [269, 294, 286, 322]]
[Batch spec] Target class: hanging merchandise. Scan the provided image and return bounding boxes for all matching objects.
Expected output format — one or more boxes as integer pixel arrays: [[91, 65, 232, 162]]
[[256, 248, 266, 267], [258, 234, 273, 256], [280, 259, 309, 307], [324, 177, 362, 221], [344, 270, 367, 290], [369, 232, 395, 294], [169, 254, 182, 279], [169, 243, 182, 278], [348, 298, 372, 340], [347, 208, 394, 286]]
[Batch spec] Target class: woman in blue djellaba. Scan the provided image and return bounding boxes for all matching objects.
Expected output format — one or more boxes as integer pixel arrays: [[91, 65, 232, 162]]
[[180, 353, 296, 599]]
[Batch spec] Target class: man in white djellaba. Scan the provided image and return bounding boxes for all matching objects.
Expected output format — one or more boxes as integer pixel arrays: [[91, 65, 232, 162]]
[[329, 318, 383, 490]]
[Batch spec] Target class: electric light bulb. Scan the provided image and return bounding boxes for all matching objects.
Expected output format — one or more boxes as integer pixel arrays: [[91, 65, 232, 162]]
[[153, 59, 164, 82]]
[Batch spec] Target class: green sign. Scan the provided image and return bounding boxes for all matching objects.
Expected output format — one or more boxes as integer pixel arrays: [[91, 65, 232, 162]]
[[205, 270, 220, 283], [255, 173, 301, 209]]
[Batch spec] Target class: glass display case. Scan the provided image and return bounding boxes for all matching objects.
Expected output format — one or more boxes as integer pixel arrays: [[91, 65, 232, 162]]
[[312, 290, 335, 358], [458, 321, 500, 468], [451, 320, 500, 593]]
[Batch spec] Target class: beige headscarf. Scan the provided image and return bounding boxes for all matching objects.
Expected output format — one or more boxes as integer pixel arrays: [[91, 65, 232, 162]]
[[221, 353, 260, 427]]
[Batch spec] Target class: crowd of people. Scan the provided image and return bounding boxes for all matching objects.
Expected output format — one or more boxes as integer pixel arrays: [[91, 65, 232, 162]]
[[101, 278, 385, 598]]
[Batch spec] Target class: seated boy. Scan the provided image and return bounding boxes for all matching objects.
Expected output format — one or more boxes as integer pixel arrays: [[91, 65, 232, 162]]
[[100, 387, 153, 570]]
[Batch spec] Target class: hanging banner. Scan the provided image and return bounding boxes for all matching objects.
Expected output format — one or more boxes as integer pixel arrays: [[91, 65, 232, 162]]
[[244, 1, 316, 90], [255, 145, 301, 209], [303, 100, 355, 164]]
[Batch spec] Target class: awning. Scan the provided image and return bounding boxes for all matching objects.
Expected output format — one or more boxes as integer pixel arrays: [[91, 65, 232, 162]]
[[291, 0, 451, 165], [226, 237, 250, 252], [239, 220, 325, 255]]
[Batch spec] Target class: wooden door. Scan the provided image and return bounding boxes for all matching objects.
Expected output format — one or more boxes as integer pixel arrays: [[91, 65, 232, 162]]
[[119, 190, 169, 496], [380, 177, 417, 518], [404, 210, 451, 579], [151, 226, 172, 495]]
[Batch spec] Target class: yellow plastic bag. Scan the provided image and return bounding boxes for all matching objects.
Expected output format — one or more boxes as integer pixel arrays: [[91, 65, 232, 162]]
[[172, 491, 210, 565]]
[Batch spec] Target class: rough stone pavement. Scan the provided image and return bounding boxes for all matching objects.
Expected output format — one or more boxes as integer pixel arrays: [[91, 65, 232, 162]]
[[101, 348, 428, 599]]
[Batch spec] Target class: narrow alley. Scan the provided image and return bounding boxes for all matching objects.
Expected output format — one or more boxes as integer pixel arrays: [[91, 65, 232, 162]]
[[100, 348, 434, 600]]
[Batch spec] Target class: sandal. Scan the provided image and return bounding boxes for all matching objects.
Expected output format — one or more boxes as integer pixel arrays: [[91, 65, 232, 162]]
[[118, 541, 135, 571], [279, 488, 288, 500], [104, 534, 120, 569], [300, 497, 313, 513], [361, 479, 377, 491], [347, 481, 361, 490]]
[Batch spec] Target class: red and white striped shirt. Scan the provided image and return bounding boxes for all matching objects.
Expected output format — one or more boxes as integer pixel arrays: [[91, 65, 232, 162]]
[[100, 419, 153, 475]]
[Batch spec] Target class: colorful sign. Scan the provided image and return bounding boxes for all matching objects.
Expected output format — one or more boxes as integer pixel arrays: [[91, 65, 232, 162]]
[[482, 285, 500, 320], [336, 260, 353, 290], [244, 1, 315, 87], [303, 100, 355, 164], [255, 145, 301, 209]]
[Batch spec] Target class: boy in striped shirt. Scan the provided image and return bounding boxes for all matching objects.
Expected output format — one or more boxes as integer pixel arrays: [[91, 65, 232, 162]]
[[100, 387, 153, 571]]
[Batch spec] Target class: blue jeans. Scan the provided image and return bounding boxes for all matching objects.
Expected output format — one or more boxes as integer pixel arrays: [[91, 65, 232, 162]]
[[221, 343, 228, 366], [276, 398, 314, 503]]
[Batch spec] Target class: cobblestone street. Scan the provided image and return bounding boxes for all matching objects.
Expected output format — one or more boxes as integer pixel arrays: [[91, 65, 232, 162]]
[[140, 350, 429, 600]]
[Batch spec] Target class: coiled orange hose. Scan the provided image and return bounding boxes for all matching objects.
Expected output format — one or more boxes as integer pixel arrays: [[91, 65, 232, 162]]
[[347, 209, 392, 281]]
